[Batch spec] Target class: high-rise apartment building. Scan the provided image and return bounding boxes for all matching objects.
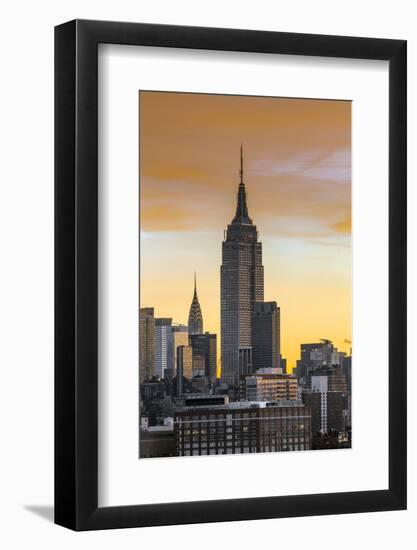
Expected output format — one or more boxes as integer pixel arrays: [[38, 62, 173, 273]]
[[155, 317, 173, 379]]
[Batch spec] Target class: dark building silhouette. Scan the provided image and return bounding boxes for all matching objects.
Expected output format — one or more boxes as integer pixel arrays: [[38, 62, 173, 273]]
[[140, 378, 166, 404], [139, 307, 156, 382], [140, 428, 176, 458], [139, 415, 176, 458], [342, 355, 352, 391], [182, 393, 229, 407], [252, 301, 281, 371], [303, 390, 348, 436], [176, 345, 193, 397], [221, 146, 264, 386], [189, 332, 217, 383], [302, 368, 350, 439], [188, 273, 203, 335], [238, 347, 253, 377]]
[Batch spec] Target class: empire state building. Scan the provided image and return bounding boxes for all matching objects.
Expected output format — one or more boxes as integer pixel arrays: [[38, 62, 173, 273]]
[[221, 146, 264, 386]]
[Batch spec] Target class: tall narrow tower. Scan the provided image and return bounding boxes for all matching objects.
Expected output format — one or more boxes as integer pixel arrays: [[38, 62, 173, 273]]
[[221, 146, 264, 386], [139, 307, 156, 382], [188, 273, 204, 335]]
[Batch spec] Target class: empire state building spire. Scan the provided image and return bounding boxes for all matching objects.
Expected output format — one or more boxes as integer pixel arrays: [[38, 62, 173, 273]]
[[188, 272, 204, 335], [232, 144, 253, 225], [221, 146, 264, 387]]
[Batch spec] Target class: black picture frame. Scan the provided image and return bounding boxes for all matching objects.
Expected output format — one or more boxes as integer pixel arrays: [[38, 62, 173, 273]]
[[55, 19, 407, 531]]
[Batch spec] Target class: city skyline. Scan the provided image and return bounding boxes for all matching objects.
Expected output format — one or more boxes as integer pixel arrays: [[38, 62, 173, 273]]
[[140, 91, 351, 371]]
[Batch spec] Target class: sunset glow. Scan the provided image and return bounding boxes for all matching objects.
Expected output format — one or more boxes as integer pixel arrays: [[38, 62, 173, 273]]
[[139, 91, 351, 372]]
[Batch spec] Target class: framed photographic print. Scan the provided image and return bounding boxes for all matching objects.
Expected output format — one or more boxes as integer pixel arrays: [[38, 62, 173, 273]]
[[55, 20, 406, 530]]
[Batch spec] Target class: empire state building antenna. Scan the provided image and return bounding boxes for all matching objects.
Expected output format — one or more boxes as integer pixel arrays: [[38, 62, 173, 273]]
[[239, 143, 244, 184]]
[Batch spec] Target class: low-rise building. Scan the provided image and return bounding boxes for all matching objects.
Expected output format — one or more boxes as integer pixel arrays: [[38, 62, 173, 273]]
[[139, 421, 176, 458], [174, 400, 311, 456]]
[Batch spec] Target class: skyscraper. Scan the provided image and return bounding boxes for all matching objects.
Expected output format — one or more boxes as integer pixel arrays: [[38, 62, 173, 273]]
[[139, 307, 156, 382], [155, 317, 173, 379], [221, 146, 264, 386], [252, 301, 281, 372], [188, 273, 203, 335], [189, 332, 217, 383]]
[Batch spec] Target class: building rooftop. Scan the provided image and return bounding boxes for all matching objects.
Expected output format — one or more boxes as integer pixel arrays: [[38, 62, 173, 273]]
[[174, 399, 304, 412]]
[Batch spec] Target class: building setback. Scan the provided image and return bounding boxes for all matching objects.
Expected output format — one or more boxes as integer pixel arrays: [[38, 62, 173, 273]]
[[174, 401, 311, 456], [139, 307, 156, 382], [221, 146, 264, 387]]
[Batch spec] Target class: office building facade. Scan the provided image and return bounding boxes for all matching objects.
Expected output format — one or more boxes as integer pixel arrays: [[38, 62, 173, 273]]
[[239, 373, 298, 402], [174, 400, 311, 456]]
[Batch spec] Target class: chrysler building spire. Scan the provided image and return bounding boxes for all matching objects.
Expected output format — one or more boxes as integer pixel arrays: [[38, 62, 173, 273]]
[[188, 273, 204, 335]]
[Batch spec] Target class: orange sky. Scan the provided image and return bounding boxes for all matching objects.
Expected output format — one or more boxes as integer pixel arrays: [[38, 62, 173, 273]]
[[139, 91, 351, 371]]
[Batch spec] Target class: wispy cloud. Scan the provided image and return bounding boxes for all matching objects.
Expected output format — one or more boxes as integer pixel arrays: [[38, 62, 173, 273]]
[[140, 92, 351, 242], [251, 148, 350, 183]]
